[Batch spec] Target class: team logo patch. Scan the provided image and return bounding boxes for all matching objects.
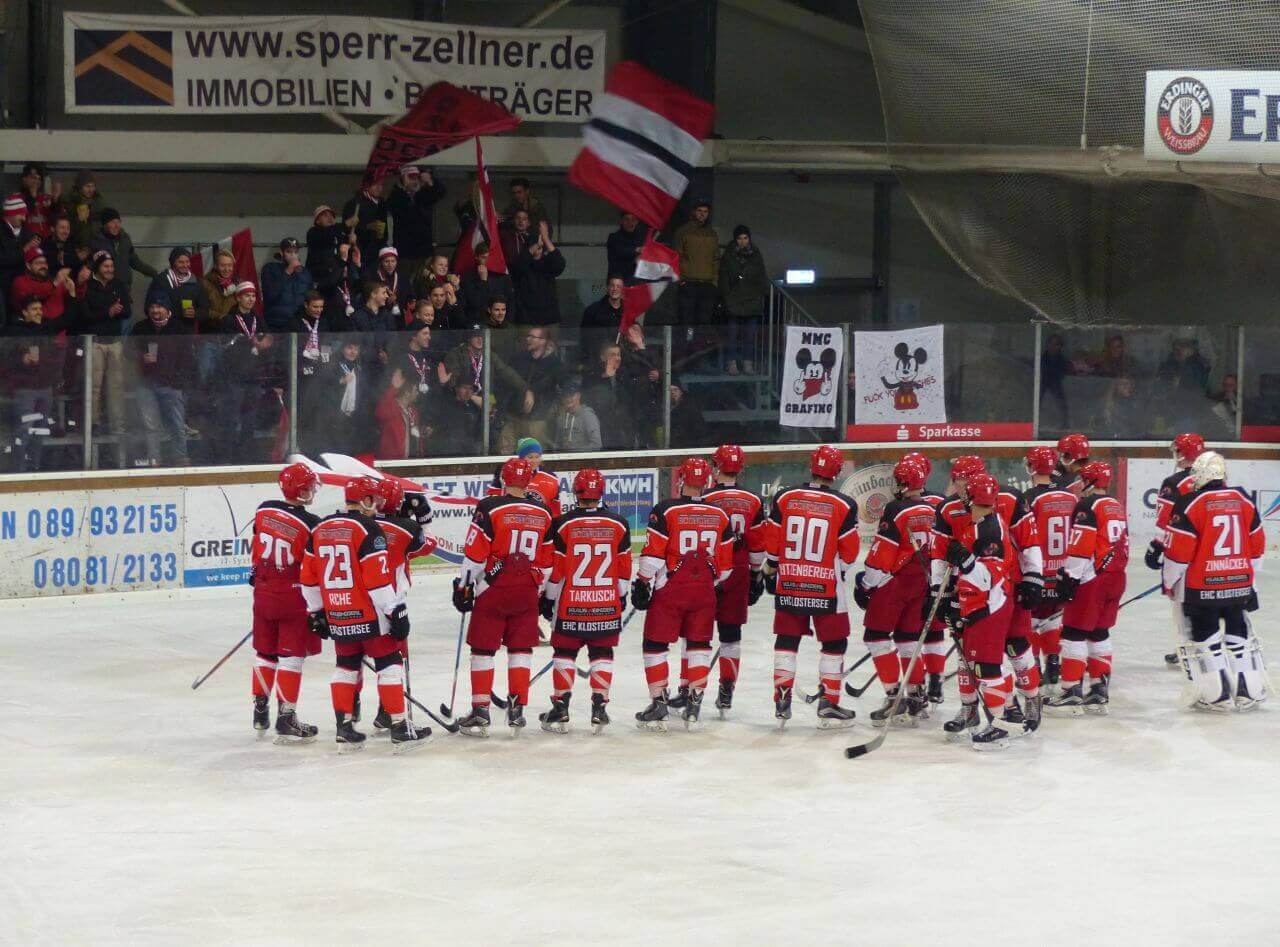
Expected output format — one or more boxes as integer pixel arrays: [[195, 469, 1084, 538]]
[[1157, 76, 1213, 155]]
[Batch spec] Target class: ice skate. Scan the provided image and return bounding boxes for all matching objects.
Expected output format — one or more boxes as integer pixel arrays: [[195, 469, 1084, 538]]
[[1024, 696, 1043, 732], [456, 705, 492, 738], [590, 693, 610, 734], [1164, 652, 1180, 668], [1235, 677, 1266, 712], [390, 718, 431, 751], [372, 706, 393, 734], [971, 722, 1012, 751], [1045, 684, 1085, 717], [715, 680, 735, 718], [635, 692, 669, 732], [1002, 698, 1026, 728], [927, 673, 945, 704], [507, 697, 526, 735], [539, 694, 571, 734], [682, 689, 704, 729], [273, 710, 318, 745], [1042, 654, 1061, 687], [816, 696, 856, 729], [667, 685, 690, 710], [943, 701, 979, 742], [775, 686, 793, 729], [334, 713, 366, 751], [1082, 676, 1110, 715], [252, 695, 270, 733], [869, 687, 901, 728], [893, 686, 928, 726], [351, 692, 362, 724]]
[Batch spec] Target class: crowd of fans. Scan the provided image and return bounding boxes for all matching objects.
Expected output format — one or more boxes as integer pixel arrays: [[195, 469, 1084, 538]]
[[1, 164, 766, 471]]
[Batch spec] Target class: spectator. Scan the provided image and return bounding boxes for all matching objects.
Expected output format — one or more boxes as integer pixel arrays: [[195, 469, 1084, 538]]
[[1, 194, 38, 300], [400, 320, 440, 403], [1097, 375, 1145, 438], [585, 343, 640, 450], [1210, 372, 1240, 434], [314, 241, 362, 329], [673, 200, 720, 326], [484, 297, 521, 367], [258, 237, 313, 331], [62, 170, 105, 248], [131, 300, 192, 466], [90, 208, 157, 292], [459, 243, 515, 321], [375, 366, 422, 460], [500, 208, 537, 265], [554, 384, 602, 452], [1084, 333, 1135, 378], [669, 379, 704, 447], [412, 252, 453, 299], [426, 283, 462, 331], [200, 248, 240, 328], [410, 298, 437, 330], [342, 181, 389, 264], [510, 220, 565, 328], [294, 290, 332, 360], [43, 214, 86, 281], [1246, 373, 1280, 425], [502, 325, 565, 450], [82, 252, 131, 444], [387, 166, 446, 275], [605, 211, 648, 282], [321, 338, 376, 456], [620, 322, 662, 447], [10, 246, 74, 334], [369, 247, 406, 325], [8, 296, 58, 470], [504, 177, 549, 232], [1040, 332, 1071, 429], [432, 377, 484, 455], [305, 205, 345, 277], [580, 276, 626, 356], [146, 247, 209, 328], [17, 164, 56, 239], [442, 324, 487, 395], [1158, 337, 1211, 393], [352, 279, 395, 368], [216, 281, 283, 462], [719, 224, 767, 375]]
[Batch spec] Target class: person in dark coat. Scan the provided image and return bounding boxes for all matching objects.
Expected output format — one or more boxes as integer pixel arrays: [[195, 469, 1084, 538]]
[[313, 241, 363, 330], [579, 275, 627, 368], [458, 243, 515, 322], [7, 295, 59, 471], [341, 182, 389, 265], [305, 205, 345, 278], [605, 211, 648, 282], [509, 221, 565, 328], [718, 224, 768, 375], [386, 166, 446, 275], [260, 237, 314, 331], [89, 208, 157, 292], [130, 300, 193, 466], [146, 246, 210, 329]]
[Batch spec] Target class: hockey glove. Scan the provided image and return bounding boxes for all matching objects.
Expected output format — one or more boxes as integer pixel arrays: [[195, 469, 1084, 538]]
[[620, 593, 629, 613], [631, 578, 653, 611], [1056, 569, 1080, 602], [944, 599, 963, 631], [307, 610, 330, 639], [247, 567, 256, 588], [922, 586, 941, 623], [748, 570, 766, 606], [1016, 576, 1044, 609], [539, 594, 555, 622], [452, 578, 475, 614], [853, 571, 872, 611], [945, 539, 975, 572], [1246, 590, 1260, 612], [1144, 540, 1164, 571], [388, 604, 410, 640]]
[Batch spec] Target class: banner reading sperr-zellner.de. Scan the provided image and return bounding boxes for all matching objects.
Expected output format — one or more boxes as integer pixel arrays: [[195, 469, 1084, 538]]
[[64, 12, 605, 121]]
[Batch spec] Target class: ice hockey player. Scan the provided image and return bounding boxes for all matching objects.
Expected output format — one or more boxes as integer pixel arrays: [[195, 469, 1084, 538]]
[[1163, 451, 1268, 712], [699, 444, 767, 716], [857, 457, 936, 726], [300, 476, 428, 749], [538, 468, 632, 733], [942, 472, 1018, 751], [901, 451, 951, 698], [487, 438, 562, 518], [1046, 462, 1128, 716], [1053, 433, 1091, 494], [453, 457, 554, 736], [631, 457, 734, 730], [902, 451, 943, 506], [762, 444, 860, 730], [1145, 432, 1205, 667], [249, 462, 322, 742], [369, 477, 437, 733], [992, 470, 1045, 730], [1022, 446, 1078, 688]]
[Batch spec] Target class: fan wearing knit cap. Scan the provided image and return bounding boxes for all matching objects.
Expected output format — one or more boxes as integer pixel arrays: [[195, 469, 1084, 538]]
[[1, 193, 38, 298], [88, 207, 157, 290], [146, 246, 210, 326], [718, 223, 768, 376]]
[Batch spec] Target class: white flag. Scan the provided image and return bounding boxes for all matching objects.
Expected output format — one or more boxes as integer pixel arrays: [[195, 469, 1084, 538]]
[[854, 325, 946, 425], [779, 326, 844, 428]]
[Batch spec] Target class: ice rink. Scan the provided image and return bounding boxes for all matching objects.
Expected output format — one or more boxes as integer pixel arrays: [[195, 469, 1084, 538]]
[[3, 561, 1279, 947]]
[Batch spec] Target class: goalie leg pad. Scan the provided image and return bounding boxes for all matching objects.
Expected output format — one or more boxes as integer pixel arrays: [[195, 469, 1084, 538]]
[[1226, 612, 1270, 707], [1177, 630, 1233, 712]]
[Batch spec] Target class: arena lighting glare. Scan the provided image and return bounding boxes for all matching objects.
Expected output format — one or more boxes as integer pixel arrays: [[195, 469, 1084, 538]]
[[785, 269, 816, 285]]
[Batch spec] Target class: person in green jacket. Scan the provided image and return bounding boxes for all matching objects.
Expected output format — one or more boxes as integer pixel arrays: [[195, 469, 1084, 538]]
[[673, 200, 720, 328], [718, 225, 768, 375]]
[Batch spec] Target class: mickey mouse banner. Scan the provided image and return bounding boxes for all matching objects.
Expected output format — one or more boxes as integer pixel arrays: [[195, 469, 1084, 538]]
[[853, 324, 946, 425], [779, 325, 845, 428]]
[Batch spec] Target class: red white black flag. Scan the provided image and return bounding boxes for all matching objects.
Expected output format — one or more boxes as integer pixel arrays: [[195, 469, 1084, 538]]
[[569, 61, 714, 229], [620, 234, 680, 335], [453, 138, 509, 276]]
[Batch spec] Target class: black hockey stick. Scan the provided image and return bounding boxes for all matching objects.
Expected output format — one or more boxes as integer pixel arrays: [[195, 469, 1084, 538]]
[[191, 629, 252, 690], [440, 615, 466, 718], [806, 651, 873, 703], [1120, 582, 1162, 610], [363, 657, 459, 733], [844, 671, 880, 700]]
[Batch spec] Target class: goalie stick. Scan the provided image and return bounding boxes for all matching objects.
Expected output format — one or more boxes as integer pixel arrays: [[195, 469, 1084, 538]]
[[362, 657, 459, 733]]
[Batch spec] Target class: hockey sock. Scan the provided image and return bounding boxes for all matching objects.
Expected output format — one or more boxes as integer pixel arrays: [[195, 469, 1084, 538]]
[[897, 639, 925, 686], [1061, 633, 1088, 685], [643, 642, 670, 697], [330, 665, 359, 716], [1042, 623, 1062, 657], [552, 648, 577, 697], [470, 651, 495, 708], [956, 658, 977, 704], [679, 640, 689, 690], [819, 652, 843, 704], [1086, 631, 1113, 680], [773, 645, 798, 698], [922, 637, 949, 676], [867, 636, 900, 687], [507, 649, 532, 705], [686, 645, 712, 694], [719, 642, 742, 684], [275, 655, 304, 710], [252, 653, 278, 698], [977, 670, 1013, 715], [377, 662, 406, 722], [588, 646, 614, 701], [1009, 647, 1041, 697]]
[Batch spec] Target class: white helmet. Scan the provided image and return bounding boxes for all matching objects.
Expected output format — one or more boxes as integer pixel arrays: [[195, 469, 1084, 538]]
[[1190, 450, 1227, 489]]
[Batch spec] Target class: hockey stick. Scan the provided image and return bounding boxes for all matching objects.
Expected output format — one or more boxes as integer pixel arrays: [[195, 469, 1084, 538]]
[[363, 657, 459, 733], [192, 629, 252, 690], [806, 651, 873, 703], [440, 615, 467, 718], [1120, 582, 1162, 610], [846, 567, 952, 759]]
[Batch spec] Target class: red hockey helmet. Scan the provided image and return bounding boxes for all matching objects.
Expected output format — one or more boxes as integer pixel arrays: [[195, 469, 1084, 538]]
[[679, 457, 713, 490], [1173, 432, 1205, 464], [501, 457, 534, 488], [375, 477, 405, 514], [279, 462, 319, 503], [966, 472, 1000, 506], [950, 455, 986, 481], [1058, 433, 1091, 462], [1024, 446, 1058, 476], [712, 444, 745, 475], [1079, 461, 1113, 491], [344, 475, 381, 506], [902, 451, 932, 478], [810, 444, 845, 480], [573, 468, 606, 501], [893, 458, 927, 492]]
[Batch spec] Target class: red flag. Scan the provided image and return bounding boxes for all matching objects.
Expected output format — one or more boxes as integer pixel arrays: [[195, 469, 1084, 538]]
[[452, 138, 509, 276], [363, 83, 520, 188], [569, 62, 714, 229], [190, 228, 261, 316], [621, 234, 680, 335]]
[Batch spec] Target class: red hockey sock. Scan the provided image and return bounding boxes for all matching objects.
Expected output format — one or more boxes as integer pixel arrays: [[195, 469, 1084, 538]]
[[773, 648, 797, 696], [898, 642, 925, 686], [507, 651, 532, 706], [686, 648, 712, 693], [922, 641, 948, 676], [275, 656, 304, 707], [252, 655, 277, 698], [956, 662, 977, 702], [470, 653, 495, 708], [589, 658, 613, 700], [818, 652, 842, 703], [377, 663, 406, 719], [872, 651, 901, 688], [679, 655, 689, 689], [1042, 627, 1062, 656], [1060, 638, 1087, 684], [1086, 655, 1113, 679], [644, 651, 669, 697], [330, 666, 358, 715], [718, 642, 741, 684], [552, 656, 576, 696], [978, 674, 1013, 713]]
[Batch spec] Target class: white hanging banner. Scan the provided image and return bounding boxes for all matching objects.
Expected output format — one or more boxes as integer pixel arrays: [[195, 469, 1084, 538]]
[[854, 324, 946, 425], [779, 325, 844, 428]]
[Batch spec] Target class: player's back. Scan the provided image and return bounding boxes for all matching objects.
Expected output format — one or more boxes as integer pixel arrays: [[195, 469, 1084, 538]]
[[766, 484, 859, 612], [551, 506, 632, 628], [1086, 494, 1129, 572], [866, 495, 935, 577], [467, 494, 554, 570], [1166, 486, 1264, 598], [1025, 484, 1077, 579], [643, 497, 732, 575], [304, 511, 391, 637], [252, 500, 319, 591], [1155, 468, 1197, 530], [703, 485, 766, 546]]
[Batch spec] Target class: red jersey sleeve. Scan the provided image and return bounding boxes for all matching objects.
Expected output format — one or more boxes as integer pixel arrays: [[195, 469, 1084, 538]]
[[716, 516, 735, 584], [1063, 499, 1099, 582], [1007, 493, 1044, 579], [638, 503, 671, 581]]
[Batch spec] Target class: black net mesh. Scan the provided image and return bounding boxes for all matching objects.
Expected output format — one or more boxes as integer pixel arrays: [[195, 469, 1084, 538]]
[[857, 0, 1280, 325]]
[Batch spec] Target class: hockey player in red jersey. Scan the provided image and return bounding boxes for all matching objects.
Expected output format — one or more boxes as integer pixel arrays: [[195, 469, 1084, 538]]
[[1023, 445, 1078, 688], [538, 469, 632, 733], [1053, 433, 1091, 494], [486, 438, 563, 518], [700, 444, 767, 716], [762, 444, 860, 730], [856, 457, 935, 726], [453, 457, 554, 736], [1146, 432, 1205, 667], [632, 457, 734, 730], [300, 476, 428, 749], [1163, 451, 1268, 712], [992, 470, 1045, 730], [1046, 462, 1128, 716], [903, 451, 944, 507], [249, 463, 323, 742]]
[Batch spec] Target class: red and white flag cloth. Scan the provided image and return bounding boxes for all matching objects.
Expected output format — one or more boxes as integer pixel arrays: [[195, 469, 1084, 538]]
[[452, 138, 509, 276], [190, 228, 261, 316], [569, 61, 714, 229], [620, 234, 680, 335]]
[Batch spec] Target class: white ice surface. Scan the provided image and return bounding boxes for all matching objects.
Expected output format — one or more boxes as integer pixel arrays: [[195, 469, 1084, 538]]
[[3, 562, 1279, 947]]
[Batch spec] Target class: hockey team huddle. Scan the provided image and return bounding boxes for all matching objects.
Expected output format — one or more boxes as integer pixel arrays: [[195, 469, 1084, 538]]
[[240, 430, 1267, 754]]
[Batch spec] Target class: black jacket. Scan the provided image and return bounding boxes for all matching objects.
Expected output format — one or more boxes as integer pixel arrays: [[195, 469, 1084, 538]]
[[7, 320, 59, 389], [306, 223, 345, 277], [387, 179, 446, 259], [510, 249, 566, 327], [341, 191, 389, 264], [130, 317, 193, 388], [460, 270, 516, 321], [504, 349, 566, 419], [82, 276, 132, 336], [605, 223, 648, 281]]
